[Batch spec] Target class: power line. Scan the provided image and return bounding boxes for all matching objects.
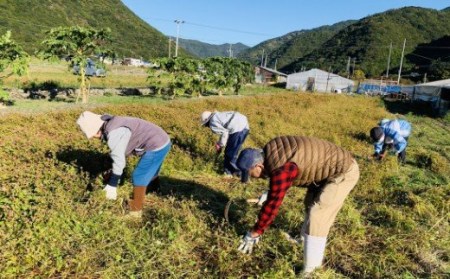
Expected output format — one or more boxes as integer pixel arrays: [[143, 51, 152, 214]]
[[2, 14, 449, 66], [186, 21, 275, 37], [142, 16, 277, 38]]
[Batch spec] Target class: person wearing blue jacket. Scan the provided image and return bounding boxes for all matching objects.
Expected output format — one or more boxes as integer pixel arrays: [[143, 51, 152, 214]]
[[370, 119, 412, 163], [201, 111, 249, 177]]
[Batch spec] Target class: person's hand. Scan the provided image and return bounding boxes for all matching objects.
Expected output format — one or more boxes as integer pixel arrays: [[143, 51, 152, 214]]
[[102, 169, 112, 184], [237, 231, 261, 254], [215, 143, 222, 154], [372, 152, 385, 161], [388, 149, 397, 156]]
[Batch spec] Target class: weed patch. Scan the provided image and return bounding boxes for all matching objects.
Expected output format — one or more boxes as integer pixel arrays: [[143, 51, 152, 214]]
[[0, 93, 448, 278]]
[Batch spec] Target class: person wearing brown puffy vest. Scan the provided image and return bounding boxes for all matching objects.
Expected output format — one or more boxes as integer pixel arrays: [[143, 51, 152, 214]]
[[235, 136, 359, 274]]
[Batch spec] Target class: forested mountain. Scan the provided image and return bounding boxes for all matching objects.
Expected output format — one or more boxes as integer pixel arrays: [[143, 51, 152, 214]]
[[281, 7, 450, 77], [1, 1, 449, 78], [178, 38, 249, 58], [0, 0, 189, 59], [407, 35, 450, 80], [237, 21, 356, 69]]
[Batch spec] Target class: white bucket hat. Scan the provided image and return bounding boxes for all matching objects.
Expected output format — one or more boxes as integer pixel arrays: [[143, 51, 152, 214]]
[[200, 111, 213, 126], [76, 111, 104, 139]]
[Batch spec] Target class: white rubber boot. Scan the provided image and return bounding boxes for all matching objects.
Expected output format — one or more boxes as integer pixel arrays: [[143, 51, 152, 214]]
[[303, 234, 327, 274], [300, 218, 308, 242]]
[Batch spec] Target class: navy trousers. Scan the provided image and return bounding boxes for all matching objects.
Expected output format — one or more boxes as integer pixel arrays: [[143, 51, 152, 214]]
[[224, 129, 249, 175]]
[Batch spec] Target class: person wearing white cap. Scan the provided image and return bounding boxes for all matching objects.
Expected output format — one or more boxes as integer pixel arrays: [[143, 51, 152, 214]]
[[76, 111, 171, 218], [200, 110, 249, 178]]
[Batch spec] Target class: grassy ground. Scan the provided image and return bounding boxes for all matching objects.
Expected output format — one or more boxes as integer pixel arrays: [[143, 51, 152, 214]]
[[0, 84, 284, 115], [3, 59, 150, 89], [0, 92, 448, 278]]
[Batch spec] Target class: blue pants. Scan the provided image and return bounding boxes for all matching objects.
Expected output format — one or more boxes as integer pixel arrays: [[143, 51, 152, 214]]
[[224, 129, 249, 175], [132, 142, 171, 187]]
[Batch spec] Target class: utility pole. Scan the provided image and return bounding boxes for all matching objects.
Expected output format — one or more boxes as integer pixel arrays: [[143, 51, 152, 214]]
[[274, 59, 278, 71], [260, 49, 265, 66], [326, 66, 332, 92], [346, 57, 351, 78], [228, 44, 233, 58], [174, 19, 185, 57], [264, 54, 268, 67], [168, 37, 172, 58], [386, 42, 392, 78], [397, 38, 406, 84], [352, 58, 356, 77]]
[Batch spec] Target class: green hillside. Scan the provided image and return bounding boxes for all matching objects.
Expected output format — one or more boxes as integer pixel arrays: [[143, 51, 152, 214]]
[[282, 7, 450, 77], [407, 35, 450, 80], [0, 0, 189, 59], [179, 38, 249, 58], [237, 21, 356, 69]]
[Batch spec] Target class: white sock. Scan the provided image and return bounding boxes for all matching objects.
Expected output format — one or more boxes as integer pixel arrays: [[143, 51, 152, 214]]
[[103, 185, 117, 200], [303, 234, 327, 273]]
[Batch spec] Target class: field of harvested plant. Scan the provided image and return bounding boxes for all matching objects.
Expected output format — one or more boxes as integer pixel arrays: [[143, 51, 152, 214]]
[[0, 92, 449, 278]]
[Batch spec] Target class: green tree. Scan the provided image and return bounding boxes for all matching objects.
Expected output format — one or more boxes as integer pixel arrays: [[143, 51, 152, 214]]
[[353, 69, 366, 81], [148, 57, 253, 98], [41, 26, 112, 103], [429, 59, 450, 80], [204, 57, 253, 95], [224, 58, 253, 94], [0, 31, 29, 105], [203, 58, 227, 96]]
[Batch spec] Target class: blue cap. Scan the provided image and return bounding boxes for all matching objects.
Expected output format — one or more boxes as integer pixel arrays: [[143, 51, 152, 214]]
[[236, 148, 264, 183]]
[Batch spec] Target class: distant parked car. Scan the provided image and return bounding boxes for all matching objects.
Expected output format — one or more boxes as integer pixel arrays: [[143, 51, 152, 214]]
[[73, 59, 106, 77]]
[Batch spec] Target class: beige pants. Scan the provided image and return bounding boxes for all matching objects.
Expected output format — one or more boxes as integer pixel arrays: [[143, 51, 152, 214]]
[[303, 160, 359, 237]]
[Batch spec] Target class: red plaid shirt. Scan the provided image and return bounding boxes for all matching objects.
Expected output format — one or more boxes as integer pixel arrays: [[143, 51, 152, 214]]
[[253, 162, 299, 235]]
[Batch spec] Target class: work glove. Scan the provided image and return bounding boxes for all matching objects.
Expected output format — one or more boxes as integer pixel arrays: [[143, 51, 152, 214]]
[[215, 143, 223, 154], [238, 231, 261, 254], [373, 152, 385, 161], [257, 191, 268, 206], [103, 185, 117, 200]]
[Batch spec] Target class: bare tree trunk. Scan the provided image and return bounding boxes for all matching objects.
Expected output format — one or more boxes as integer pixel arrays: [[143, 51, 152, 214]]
[[86, 80, 91, 103], [77, 68, 87, 104]]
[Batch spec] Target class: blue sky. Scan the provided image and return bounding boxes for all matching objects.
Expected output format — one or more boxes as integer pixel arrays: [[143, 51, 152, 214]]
[[122, 0, 450, 47]]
